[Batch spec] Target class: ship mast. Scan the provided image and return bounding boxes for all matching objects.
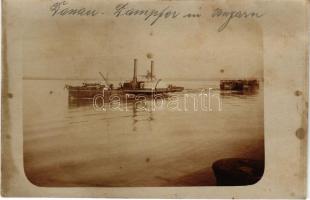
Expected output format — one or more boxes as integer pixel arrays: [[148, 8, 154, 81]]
[[99, 72, 109, 86]]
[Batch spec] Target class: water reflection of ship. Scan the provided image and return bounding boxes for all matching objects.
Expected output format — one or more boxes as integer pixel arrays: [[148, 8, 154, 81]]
[[68, 98, 93, 109], [220, 89, 259, 97], [65, 59, 184, 101], [131, 102, 155, 132]]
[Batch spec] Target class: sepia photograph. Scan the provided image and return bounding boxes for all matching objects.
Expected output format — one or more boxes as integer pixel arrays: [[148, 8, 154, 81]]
[[21, 0, 265, 187], [2, 0, 310, 197]]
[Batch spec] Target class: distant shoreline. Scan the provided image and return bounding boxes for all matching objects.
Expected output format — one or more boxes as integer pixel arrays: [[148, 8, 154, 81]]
[[23, 77, 263, 82]]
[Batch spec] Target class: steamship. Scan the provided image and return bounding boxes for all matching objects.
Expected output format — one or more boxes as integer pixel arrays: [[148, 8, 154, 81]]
[[66, 59, 184, 99]]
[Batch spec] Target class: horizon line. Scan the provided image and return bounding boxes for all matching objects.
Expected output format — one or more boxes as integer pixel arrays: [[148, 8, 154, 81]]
[[23, 76, 263, 81]]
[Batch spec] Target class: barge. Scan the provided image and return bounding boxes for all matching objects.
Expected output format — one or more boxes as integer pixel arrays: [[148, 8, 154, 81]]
[[66, 83, 105, 100], [220, 79, 259, 91]]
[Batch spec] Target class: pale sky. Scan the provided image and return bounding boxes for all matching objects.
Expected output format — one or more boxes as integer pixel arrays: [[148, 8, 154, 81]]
[[21, 1, 263, 81]]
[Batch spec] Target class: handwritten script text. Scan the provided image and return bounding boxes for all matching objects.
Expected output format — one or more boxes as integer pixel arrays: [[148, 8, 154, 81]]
[[49, 1, 264, 31]]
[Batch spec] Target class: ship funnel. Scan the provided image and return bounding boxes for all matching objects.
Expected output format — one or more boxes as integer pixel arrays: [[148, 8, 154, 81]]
[[151, 60, 154, 81], [132, 59, 138, 89], [133, 59, 138, 82]]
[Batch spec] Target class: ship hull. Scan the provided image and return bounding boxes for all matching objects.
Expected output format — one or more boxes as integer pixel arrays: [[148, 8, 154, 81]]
[[123, 87, 184, 95], [68, 87, 104, 99], [67, 88, 184, 100], [220, 80, 259, 91]]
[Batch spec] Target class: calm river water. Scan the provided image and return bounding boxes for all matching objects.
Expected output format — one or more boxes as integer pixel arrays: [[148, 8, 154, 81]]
[[23, 80, 264, 186]]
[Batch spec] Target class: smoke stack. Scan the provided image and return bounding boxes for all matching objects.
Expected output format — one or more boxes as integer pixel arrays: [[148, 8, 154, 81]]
[[133, 58, 137, 82], [151, 60, 154, 81]]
